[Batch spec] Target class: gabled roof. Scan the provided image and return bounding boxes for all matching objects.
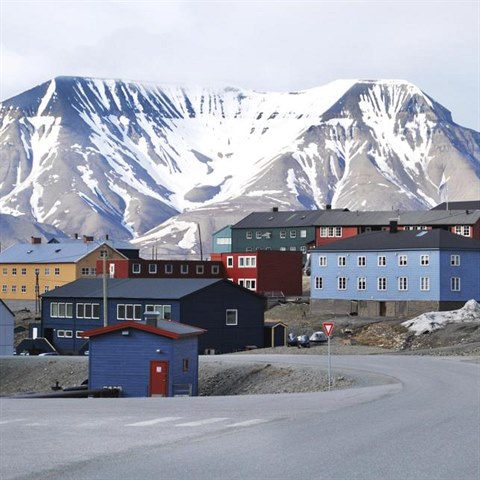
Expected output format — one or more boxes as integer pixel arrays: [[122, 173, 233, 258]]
[[0, 241, 127, 264], [312, 210, 480, 226], [82, 320, 205, 340], [431, 201, 480, 211], [0, 298, 14, 317], [233, 210, 325, 228], [312, 229, 480, 252], [41, 277, 262, 300]]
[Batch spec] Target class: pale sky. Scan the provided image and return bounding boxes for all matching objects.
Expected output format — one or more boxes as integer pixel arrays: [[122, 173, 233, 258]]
[[1, 0, 479, 130]]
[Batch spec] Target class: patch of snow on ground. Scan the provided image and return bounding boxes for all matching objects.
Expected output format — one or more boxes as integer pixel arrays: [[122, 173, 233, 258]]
[[402, 300, 480, 335]]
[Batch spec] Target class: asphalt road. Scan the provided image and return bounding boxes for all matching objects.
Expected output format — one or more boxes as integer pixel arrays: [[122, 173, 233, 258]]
[[1, 355, 479, 480]]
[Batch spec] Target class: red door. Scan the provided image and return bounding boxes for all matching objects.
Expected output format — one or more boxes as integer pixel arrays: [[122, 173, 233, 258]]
[[149, 361, 169, 397]]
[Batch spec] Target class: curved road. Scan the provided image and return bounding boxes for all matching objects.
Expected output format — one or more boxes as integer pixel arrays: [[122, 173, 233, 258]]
[[1, 355, 479, 480]]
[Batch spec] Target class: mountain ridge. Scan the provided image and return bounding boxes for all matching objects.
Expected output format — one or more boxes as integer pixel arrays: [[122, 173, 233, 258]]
[[0, 76, 479, 256]]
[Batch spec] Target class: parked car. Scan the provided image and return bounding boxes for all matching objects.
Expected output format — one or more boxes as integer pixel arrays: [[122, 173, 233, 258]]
[[297, 334, 310, 348], [287, 333, 298, 347], [309, 331, 328, 343]]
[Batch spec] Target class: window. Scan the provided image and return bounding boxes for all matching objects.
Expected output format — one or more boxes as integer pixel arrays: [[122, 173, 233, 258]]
[[76, 303, 100, 319], [196, 265, 204, 275], [318, 256, 327, 267], [11, 285, 17, 293], [398, 255, 408, 266], [165, 264, 173, 274], [338, 256, 346, 267], [239, 256, 256, 267], [54, 267, 60, 276], [12, 268, 17, 275], [420, 277, 430, 291], [314, 276, 323, 289], [226, 309, 238, 326], [398, 277, 408, 291], [45, 267, 50, 275], [2, 268, 6, 275], [300, 229, 307, 238], [300, 246, 306, 253], [357, 256, 366, 267], [378, 256, 387, 266], [34, 268, 40, 275], [227, 256, 234, 267], [76, 331, 84, 339], [148, 264, 157, 274], [145, 304, 172, 320], [280, 230, 286, 239], [64, 330, 73, 338], [338, 277, 347, 290], [132, 263, 141, 274], [451, 277, 461, 291], [246, 231, 253, 240], [1, 285, 6, 293], [182, 358, 190, 372], [256, 231, 262, 239], [211, 265, 220, 275], [117, 304, 142, 321], [420, 255, 429, 266], [357, 277, 366, 290], [450, 255, 460, 266], [454, 226, 471, 237], [216, 238, 231, 245], [44, 286, 49, 293], [21, 268, 27, 276], [290, 230, 297, 238], [289, 246, 297, 251], [180, 264, 189, 274], [50, 302, 73, 318], [21, 285, 27, 293], [377, 277, 387, 291], [239, 279, 256, 290], [320, 227, 342, 238]]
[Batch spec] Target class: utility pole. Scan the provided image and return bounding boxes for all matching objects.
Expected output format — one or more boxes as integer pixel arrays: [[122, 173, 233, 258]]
[[102, 248, 108, 327], [197, 222, 203, 261]]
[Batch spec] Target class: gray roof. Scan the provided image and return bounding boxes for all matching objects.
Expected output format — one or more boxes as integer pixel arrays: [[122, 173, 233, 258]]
[[0, 241, 127, 264], [312, 229, 480, 252], [431, 201, 480, 211], [41, 278, 224, 300], [312, 210, 480, 226], [231, 209, 480, 230], [233, 210, 326, 228]]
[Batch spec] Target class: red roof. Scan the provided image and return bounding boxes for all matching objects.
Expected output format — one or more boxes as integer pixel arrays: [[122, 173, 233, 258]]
[[81, 321, 205, 340]]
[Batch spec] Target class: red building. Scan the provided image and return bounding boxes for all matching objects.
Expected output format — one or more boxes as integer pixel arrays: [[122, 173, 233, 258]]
[[96, 259, 225, 279], [211, 251, 303, 297]]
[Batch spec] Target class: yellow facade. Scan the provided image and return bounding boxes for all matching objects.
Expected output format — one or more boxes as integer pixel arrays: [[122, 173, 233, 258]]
[[0, 245, 125, 302]]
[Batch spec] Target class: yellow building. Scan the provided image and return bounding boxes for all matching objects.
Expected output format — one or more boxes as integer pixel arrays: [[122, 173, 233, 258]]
[[0, 237, 132, 309]]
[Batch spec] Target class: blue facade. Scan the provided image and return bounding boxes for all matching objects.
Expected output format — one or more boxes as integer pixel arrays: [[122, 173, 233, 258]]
[[212, 225, 232, 253], [41, 279, 265, 355], [88, 327, 199, 397], [311, 248, 480, 303]]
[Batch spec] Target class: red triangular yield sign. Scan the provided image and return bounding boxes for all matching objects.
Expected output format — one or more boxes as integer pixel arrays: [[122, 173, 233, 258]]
[[322, 322, 334, 337]]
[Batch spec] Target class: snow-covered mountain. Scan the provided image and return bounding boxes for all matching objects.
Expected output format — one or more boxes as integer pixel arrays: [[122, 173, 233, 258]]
[[1, 76, 479, 256]]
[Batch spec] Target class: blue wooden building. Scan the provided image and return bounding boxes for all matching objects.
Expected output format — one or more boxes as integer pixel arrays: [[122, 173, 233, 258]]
[[310, 229, 480, 318], [41, 278, 265, 355], [82, 320, 205, 397]]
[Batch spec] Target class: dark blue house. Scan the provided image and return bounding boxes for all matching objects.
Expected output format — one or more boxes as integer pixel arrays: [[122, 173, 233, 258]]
[[41, 278, 265, 355], [83, 320, 205, 397]]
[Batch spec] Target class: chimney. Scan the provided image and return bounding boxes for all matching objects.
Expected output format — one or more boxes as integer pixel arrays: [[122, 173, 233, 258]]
[[31, 237, 42, 244], [272, 207, 279, 212], [389, 220, 398, 233], [83, 235, 94, 243], [326, 204, 332, 210]]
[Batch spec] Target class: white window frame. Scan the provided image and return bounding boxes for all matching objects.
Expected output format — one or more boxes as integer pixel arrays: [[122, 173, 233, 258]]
[[357, 277, 367, 291], [180, 264, 189, 274], [378, 256, 387, 267], [377, 277, 387, 291], [227, 256, 234, 267], [226, 309, 238, 326], [318, 256, 327, 267], [246, 231, 253, 240], [165, 264, 173, 274], [148, 263, 157, 274], [338, 256, 346, 267], [398, 255, 408, 266], [279, 230, 286, 239], [398, 277, 408, 291], [132, 263, 141, 274], [300, 229, 307, 238], [314, 276, 323, 289], [420, 277, 430, 291], [420, 255, 429, 266], [357, 256, 366, 267], [211, 265, 220, 275], [196, 265, 204, 275], [450, 255, 460, 266], [454, 226, 471, 237], [337, 277, 347, 290], [290, 230, 297, 239], [450, 277, 461, 291]]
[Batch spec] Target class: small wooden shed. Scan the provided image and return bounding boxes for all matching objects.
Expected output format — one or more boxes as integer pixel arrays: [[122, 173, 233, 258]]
[[264, 321, 287, 348], [82, 320, 205, 398]]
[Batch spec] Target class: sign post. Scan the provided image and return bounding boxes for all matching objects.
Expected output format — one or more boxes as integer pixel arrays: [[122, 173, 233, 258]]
[[322, 322, 335, 390]]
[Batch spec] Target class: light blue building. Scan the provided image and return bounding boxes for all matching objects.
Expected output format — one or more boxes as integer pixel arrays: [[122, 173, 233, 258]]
[[211, 225, 232, 253], [310, 229, 480, 318]]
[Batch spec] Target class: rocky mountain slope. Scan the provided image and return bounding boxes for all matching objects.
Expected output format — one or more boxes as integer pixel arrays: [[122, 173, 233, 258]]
[[1, 76, 479, 255]]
